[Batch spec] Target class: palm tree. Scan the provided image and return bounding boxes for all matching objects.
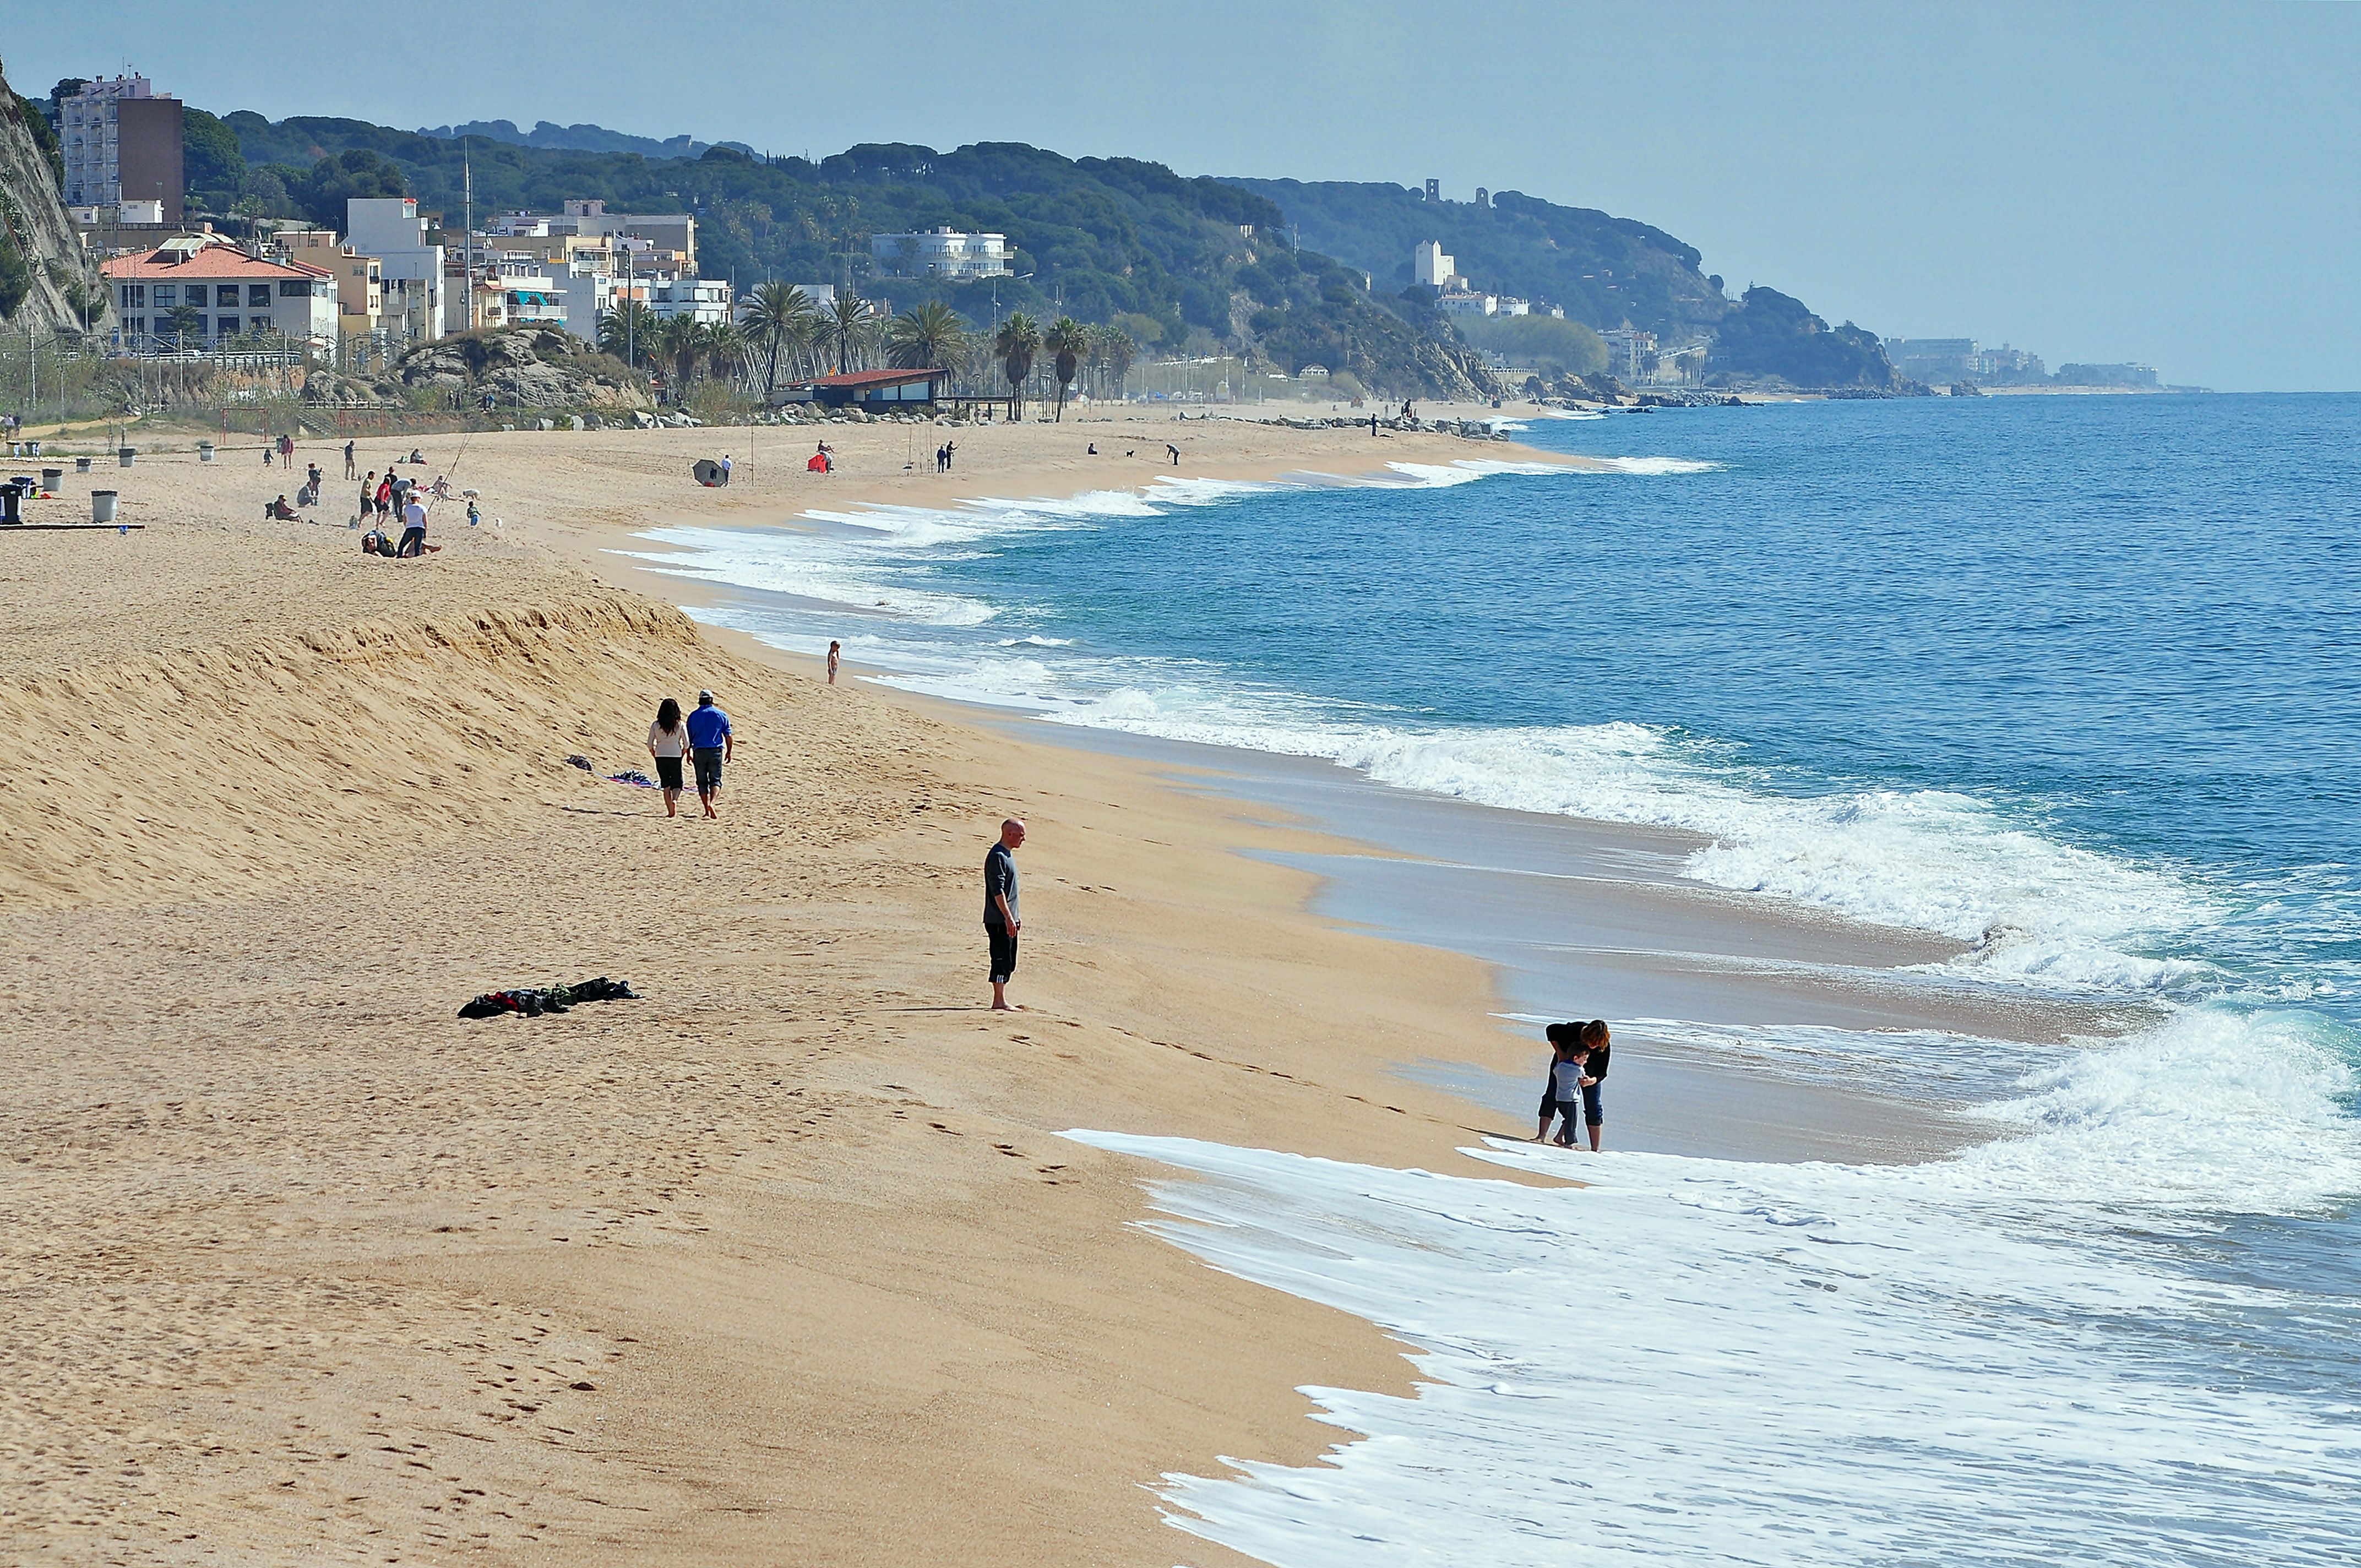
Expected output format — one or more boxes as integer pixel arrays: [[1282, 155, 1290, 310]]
[[826, 290, 874, 374], [993, 313, 1041, 421], [1091, 324, 1139, 401], [886, 300, 966, 371], [704, 322, 746, 389], [599, 299, 656, 368], [1044, 317, 1087, 421], [742, 281, 817, 399], [655, 314, 704, 400]]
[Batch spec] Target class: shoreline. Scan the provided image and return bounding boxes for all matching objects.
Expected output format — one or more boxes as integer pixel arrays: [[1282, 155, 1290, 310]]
[[558, 420, 2125, 1161], [0, 413, 2115, 1564]]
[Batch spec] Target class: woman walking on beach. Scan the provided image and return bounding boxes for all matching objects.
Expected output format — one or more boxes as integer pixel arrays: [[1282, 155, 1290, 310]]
[[647, 698, 690, 818]]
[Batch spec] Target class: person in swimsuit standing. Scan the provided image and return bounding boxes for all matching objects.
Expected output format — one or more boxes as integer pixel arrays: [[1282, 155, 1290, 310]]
[[826, 640, 841, 684]]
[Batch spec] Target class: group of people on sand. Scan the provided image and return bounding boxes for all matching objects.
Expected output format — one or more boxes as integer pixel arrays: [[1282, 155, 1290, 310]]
[[1536, 1019, 1610, 1151], [632, 655, 1603, 1093], [933, 440, 958, 473]]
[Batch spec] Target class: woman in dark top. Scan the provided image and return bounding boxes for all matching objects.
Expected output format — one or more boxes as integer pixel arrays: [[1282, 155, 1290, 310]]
[[1575, 1018, 1610, 1152]]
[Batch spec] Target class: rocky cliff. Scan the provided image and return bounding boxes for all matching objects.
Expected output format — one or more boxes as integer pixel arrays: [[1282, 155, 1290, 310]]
[[0, 63, 104, 336]]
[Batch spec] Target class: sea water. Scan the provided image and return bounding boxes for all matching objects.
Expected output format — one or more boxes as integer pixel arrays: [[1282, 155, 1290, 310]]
[[630, 395, 2361, 1562]]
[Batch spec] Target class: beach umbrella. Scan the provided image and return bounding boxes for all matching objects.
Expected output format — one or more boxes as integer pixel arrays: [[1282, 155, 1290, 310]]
[[691, 459, 722, 486]]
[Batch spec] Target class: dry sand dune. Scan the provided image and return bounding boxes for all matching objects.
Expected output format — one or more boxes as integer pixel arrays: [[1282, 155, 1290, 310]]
[[2, 417, 1552, 1565]]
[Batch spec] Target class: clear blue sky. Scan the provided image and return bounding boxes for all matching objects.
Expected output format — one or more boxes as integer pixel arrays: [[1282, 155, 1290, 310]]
[[15, 1, 2358, 389]]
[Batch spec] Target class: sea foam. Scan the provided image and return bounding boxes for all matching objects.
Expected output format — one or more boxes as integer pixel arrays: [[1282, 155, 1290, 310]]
[[1068, 1008, 2361, 1565]]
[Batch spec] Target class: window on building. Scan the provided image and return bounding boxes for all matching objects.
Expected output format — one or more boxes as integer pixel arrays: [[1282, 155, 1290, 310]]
[[249, 284, 272, 307], [279, 280, 309, 297], [128, 316, 145, 334], [118, 282, 145, 308], [217, 317, 238, 336], [216, 285, 240, 307], [186, 316, 206, 337], [153, 284, 176, 306]]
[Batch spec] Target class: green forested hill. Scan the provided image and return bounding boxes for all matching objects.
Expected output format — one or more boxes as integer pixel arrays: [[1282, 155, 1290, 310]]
[[1230, 176, 1901, 388], [198, 112, 1495, 398], [181, 105, 1898, 393], [1230, 177, 1732, 339]]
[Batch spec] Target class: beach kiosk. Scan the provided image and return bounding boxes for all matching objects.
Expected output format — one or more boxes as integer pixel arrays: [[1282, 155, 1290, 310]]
[[795, 368, 948, 410]]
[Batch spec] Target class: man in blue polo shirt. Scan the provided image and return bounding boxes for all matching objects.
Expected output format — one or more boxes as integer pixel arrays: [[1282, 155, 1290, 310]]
[[685, 688, 733, 818]]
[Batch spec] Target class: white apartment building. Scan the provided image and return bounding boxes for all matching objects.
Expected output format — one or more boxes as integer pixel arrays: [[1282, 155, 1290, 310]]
[[645, 275, 733, 324], [101, 235, 336, 351], [61, 75, 184, 224], [869, 228, 1011, 281], [345, 197, 446, 344], [1598, 328, 1658, 379]]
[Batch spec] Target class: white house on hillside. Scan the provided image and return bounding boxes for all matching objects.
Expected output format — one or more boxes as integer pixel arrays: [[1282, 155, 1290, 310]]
[[870, 228, 1012, 281]]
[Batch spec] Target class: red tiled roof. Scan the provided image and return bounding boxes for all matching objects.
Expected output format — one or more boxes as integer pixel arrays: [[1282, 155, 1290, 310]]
[[800, 368, 945, 388], [102, 244, 330, 281]]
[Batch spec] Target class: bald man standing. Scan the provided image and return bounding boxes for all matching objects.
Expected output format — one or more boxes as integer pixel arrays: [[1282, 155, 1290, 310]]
[[984, 819, 1025, 1010]]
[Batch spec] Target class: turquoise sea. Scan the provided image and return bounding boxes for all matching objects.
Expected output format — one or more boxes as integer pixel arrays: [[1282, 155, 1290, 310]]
[[636, 394, 2361, 1565]]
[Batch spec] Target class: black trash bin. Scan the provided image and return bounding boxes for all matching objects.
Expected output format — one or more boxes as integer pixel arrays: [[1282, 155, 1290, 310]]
[[1, 482, 20, 525]]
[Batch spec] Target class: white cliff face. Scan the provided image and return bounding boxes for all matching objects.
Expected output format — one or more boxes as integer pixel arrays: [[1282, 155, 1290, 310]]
[[0, 68, 105, 336]]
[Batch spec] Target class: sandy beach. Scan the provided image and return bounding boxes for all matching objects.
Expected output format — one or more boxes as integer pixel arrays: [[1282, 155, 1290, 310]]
[[1, 409, 2091, 1563]]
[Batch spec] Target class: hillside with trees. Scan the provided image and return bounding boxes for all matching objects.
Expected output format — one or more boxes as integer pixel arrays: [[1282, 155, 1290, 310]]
[[1230, 178, 1731, 339], [1706, 287, 1902, 389], [195, 112, 1496, 399], [1228, 177, 1903, 390]]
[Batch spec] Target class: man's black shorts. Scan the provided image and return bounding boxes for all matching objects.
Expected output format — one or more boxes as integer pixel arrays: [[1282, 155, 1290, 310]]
[[693, 746, 724, 792], [988, 926, 1018, 983]]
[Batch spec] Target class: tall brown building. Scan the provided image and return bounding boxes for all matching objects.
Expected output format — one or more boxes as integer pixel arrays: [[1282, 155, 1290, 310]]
[[61, 75, 184, 224]]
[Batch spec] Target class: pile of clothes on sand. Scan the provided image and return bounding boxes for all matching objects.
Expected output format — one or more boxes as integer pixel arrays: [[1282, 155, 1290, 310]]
[[458, 976, 639, 1019]]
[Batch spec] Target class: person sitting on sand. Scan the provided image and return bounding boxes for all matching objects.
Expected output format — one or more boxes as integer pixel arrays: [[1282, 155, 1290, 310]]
[[684, 688, 733, 818], [405, 448, 426, 465], [266, 495, 298, 520], [646, 696, 691, 818]]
